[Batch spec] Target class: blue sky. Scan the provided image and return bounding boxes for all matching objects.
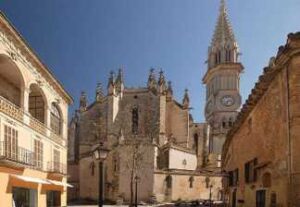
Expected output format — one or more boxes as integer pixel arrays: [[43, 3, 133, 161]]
[[1, 0, 300, 122]]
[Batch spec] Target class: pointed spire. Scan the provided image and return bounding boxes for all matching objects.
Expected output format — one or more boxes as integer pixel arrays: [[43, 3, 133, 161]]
[[115, 68, 124, 85], [79, 91, 88, 111], [107, 71, 115, 95], [166, 81, 173, 101], [115, 68, 124, 94], [212, 0, 236, 46], [147, 68, 157, 92], [158, 69, 167, 94], [108, 71, 115, 87], [207, 0, 240, 69], [95, 82, 104, 102], [182, 89, 190, 109]]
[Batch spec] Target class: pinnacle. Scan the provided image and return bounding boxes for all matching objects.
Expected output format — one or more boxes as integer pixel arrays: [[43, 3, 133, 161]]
[[211, 0, 236, 47]]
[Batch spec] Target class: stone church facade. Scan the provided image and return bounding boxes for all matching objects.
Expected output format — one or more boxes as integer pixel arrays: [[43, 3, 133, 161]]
[[67, 0, 241, 203]]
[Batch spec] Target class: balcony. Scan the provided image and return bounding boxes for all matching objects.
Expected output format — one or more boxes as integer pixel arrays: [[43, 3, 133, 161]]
[[0, 95, 64, 145], [0, 95, 24, 122], [47, 161, 66, 175], [0, 141, 35, 168], [29, 116, 47, 136]]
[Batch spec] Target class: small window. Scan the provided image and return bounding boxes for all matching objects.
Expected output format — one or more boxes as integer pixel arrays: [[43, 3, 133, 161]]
[[90, 162, 95, 176], [245, 158, 258, 183], [189, 176, 194, 188], [205, 177, 210, 188], [113, 159, 118, 172], [229, 169, 239, 187], [166, 175, 172, 188], [222, 121, 226, 128]]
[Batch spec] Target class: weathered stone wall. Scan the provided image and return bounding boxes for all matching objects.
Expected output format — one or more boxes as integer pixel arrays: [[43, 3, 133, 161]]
[[166, 101, 189, 146], [116, 143, 155, 202], [223, 34, 300, 207], [153, 173, 222, 202], [224, 68, 288, 207], [168, 148, 197, 170], [288, 54, 300, 205]]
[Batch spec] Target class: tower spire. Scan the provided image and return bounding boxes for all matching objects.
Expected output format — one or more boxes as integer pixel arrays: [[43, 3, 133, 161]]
[[212, 0, 235, 46], [207, 0, 239, 69]]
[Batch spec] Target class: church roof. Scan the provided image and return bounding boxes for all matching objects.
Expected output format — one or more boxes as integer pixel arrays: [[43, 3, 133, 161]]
[[211, 0, 236, 47]]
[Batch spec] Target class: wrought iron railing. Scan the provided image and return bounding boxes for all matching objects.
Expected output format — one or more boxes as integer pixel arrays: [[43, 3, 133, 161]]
[[0, 141, 35, 166], [47, 161, 66, 175]]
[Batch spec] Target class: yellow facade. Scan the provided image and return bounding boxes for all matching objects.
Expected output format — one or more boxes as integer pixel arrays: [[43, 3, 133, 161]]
[[0, 12, 72, 207]]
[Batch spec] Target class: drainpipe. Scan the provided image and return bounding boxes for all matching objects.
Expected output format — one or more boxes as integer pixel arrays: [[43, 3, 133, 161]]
[[285, 65, 292, 207]]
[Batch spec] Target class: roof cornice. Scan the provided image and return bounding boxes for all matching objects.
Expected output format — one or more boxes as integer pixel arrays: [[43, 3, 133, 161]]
[[0, 11, 73, 104]]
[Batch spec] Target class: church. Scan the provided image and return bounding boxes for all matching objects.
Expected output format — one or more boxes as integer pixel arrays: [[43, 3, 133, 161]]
[[67, 0, 243, 203]]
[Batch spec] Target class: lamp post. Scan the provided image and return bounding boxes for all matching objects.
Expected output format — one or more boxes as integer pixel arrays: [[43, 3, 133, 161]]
[[209, 184, 213, 207], [134, 175, 140, 207], [205, 177, 213, 207], [93, 144, 110, 207]]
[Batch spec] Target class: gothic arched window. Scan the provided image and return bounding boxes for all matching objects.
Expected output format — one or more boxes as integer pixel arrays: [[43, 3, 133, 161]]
[[222, 120, 227, 129], [166, 175, 172, 188], [228, 118, 233, 127], [193, 134, 199, 155], [189, 176, 194, 188], [132, 107, 139, 134], [226, 50, 231, 62], [113, 158, 118, 172]]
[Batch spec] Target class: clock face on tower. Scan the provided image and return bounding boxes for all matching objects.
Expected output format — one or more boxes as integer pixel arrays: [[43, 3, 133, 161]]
[[221, 95, 235, 107]]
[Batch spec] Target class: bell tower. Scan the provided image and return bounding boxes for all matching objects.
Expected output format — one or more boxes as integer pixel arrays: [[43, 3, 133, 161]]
[[203, 0, 243, 166]]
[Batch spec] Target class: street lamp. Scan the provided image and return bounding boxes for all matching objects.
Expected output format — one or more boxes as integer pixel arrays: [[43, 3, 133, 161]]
[[205, 177, 213, 207], [134, 175, 140, 207], [93, 143, 110, 207], [209, 184, 213, 207]]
